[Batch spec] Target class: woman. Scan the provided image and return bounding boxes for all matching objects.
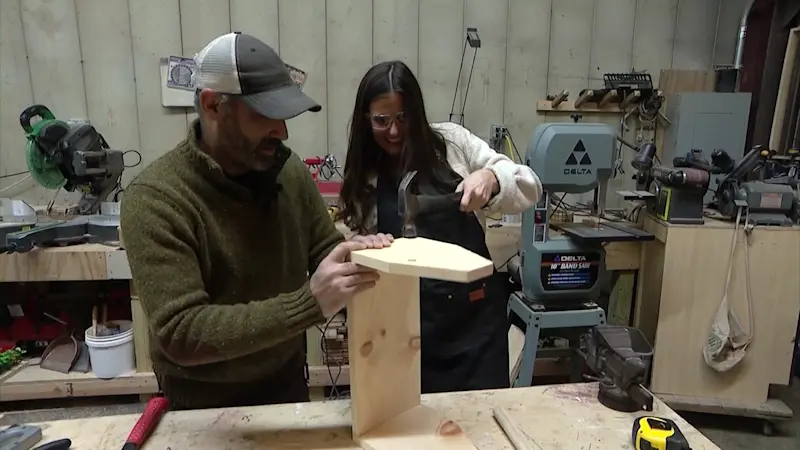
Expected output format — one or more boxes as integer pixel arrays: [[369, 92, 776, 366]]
[[338, 61, 542, 393]]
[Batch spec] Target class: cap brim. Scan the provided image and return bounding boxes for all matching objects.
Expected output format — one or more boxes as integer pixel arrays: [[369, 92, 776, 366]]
[[241, 85, 321, 121]]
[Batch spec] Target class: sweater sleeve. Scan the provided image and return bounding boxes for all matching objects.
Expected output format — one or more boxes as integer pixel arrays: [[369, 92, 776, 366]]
[[445, 123, 543, 214], [121, 184, 325, 367]]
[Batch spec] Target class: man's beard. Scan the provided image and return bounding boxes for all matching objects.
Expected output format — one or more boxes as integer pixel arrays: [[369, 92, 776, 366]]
[[218, 115, 282, 172]]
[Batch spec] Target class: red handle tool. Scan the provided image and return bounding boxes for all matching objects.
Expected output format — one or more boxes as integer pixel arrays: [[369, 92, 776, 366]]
[[121, 396, 170, 450]]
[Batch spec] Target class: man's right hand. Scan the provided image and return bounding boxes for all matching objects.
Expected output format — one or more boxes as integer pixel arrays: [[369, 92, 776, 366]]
[[310, 241, 380, 317]]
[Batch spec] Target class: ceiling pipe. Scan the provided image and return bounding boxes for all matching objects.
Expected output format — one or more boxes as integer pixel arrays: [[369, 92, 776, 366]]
[[734, 0, 756, 68]]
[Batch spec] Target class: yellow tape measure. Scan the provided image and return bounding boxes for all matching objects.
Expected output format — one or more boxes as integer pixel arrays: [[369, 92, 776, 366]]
[[632, 416, 691, 450]]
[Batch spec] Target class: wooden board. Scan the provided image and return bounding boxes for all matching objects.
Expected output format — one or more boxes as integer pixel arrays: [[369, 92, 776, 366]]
[[347, 237, 493, 449], [0, 366, 158, 402], [0, 364, 346, 402], [658, 393, 794, 421], [30, 383, 721, 449], [640, 215, 800, 404], [769, 26, 800, 151], [351, 237, 494, 283], [0, 244, 130, 282]]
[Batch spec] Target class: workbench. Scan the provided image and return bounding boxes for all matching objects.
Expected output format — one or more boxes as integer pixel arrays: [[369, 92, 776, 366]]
[[635, 213, 800, 429], [28, 383, 719, 449]]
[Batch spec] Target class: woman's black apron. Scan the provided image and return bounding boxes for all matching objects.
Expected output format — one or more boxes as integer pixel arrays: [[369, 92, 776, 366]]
[[376, 171, 510, 394]]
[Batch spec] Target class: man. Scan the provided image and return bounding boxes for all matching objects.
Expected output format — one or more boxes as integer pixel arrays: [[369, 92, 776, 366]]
[[121, 32, 391, 410]]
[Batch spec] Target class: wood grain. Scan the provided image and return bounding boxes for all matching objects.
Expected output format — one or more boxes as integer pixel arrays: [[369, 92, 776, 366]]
[[641, 216, 800, 403]]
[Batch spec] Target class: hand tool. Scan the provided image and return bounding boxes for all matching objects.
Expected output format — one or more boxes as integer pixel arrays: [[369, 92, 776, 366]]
[[31, 440, 71, 450], [581, 325, 654, 412], [0, 424, 41, 450], [0, 425, 71, 450], [397, 170, 463, 238], [492, 408, 535, 450], [632, 416, 692, 450], [122, 396, 170, 450]]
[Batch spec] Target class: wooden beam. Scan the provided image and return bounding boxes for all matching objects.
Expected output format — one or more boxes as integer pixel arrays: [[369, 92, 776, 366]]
[[769, 26, 800, 151]]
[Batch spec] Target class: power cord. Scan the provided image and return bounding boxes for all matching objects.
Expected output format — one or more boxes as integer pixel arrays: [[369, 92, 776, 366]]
[[316, 315, 347, 400], [111, 149, 143, 202]]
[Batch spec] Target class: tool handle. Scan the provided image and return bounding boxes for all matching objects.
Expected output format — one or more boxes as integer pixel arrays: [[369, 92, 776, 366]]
[[19, 105, 56, 134], [123, 396, 169, 449], [628, 384, 654, 411], [418, 191, 464, 211], [492, 408, 535, 450], [31, 439, 72, 450]]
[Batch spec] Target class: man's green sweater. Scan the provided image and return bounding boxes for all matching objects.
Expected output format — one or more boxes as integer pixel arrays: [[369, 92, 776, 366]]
[[121, 122, 342, 387]]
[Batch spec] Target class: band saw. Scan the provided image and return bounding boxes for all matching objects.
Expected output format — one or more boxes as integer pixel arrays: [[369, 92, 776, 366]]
[[506, 122, 655, 389]]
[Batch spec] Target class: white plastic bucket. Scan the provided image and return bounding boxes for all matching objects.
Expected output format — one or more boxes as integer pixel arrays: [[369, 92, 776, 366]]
[[84, 320, 135, 379]]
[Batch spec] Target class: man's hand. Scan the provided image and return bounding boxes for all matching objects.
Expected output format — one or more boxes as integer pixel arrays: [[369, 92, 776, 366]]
[[310, 241, 380, 317], [460, 168, 499, 212], [350, 233, 394, 248]]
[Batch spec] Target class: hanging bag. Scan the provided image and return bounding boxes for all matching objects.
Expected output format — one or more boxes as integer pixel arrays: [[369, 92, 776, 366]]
[[703, 207, 755, 372]]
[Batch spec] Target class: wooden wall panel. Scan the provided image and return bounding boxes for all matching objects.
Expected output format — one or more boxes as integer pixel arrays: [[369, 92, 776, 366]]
[[589, 0, 637, 88], [503, 0, 552, 151], [373, 0, 419, 74], [547, 0, 595, 98], [631, 0, 680, 86], [672, 0, 722, 71], [279, 0, 328, 157], [0, 0, 41, 201], [417, 0, 465, 123], [76, 0, 141, 187], [128, 0, 188, 175], [179, 0, 231, 126], [326, 0, 373, 162], [462, 0, 508, 139], [0, 0, 739, 206], [230, 0, 280, 50]]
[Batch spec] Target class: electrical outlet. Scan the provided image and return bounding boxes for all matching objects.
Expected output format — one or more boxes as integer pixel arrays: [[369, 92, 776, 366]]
[[489, 124, 508, 149]]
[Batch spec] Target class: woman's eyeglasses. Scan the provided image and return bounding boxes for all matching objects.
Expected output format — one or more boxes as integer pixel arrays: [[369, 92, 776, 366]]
[[369, 111, 406, 130]]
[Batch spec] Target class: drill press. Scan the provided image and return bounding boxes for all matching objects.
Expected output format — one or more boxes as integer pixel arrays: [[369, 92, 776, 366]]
[[507, 122, 654, 387]]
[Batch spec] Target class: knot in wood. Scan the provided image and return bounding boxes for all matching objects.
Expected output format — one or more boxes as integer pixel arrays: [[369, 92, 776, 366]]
[[437, 419, 463, 436]]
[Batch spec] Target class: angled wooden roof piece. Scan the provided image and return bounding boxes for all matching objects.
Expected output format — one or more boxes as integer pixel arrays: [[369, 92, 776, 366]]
[[350, 237, 494, 283]]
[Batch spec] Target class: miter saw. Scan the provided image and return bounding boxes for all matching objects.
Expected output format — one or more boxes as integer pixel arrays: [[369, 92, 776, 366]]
[[506, 122, 655, 387], [1, 105, 125, 254]]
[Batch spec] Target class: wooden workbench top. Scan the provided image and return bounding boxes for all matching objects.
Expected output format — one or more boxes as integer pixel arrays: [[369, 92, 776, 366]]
[[32, 383, 720, 449], [0, 216, 643, 282]]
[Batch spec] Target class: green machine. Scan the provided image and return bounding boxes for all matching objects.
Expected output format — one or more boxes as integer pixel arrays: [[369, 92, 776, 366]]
[[507, 122, 654, 387], [2, 105, 125, 254]]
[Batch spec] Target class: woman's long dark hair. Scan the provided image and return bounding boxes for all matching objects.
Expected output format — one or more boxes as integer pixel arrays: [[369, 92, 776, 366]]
[[338, 60, 460, 233]]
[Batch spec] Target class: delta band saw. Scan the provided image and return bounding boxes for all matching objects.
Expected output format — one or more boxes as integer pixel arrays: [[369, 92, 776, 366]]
[[507, 122, 655, 388], [1, 105, 125, 254]]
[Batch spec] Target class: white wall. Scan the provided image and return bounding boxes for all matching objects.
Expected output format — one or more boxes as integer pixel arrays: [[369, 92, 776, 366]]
[[0, 0, 749, 206]]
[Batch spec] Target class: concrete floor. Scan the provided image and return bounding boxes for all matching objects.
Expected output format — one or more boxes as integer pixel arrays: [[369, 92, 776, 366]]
[[1, 382, 799, 449]]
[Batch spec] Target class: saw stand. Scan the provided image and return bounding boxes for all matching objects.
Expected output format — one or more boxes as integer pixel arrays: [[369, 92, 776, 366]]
[[508, 294, 607, 386]]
